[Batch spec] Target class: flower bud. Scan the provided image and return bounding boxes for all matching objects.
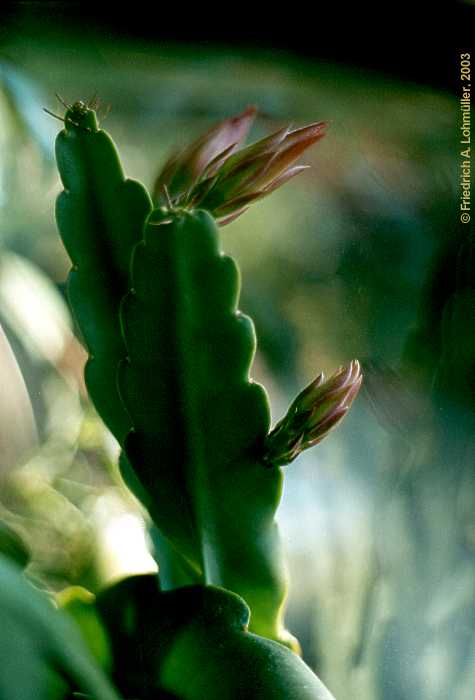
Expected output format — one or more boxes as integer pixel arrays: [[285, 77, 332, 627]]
[[264, 360, 362, 466], [153, 108, 327, 225]]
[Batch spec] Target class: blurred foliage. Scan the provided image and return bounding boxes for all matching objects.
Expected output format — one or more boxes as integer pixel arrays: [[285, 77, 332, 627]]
[[0, 554, 120, 699], [0, 24, 472, 700]]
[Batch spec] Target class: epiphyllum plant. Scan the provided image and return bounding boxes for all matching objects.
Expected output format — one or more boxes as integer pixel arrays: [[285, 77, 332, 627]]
[[46, 100, 362, 699]]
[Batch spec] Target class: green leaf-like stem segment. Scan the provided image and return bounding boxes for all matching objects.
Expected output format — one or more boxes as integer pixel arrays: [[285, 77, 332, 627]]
[[55, 103, 152, 443], [54, 106, 293, 649], [96, 575, 335, 700], [119, 208, 292, 647]]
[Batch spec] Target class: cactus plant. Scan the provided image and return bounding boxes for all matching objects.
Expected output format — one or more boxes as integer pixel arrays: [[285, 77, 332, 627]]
[[49, 99, 363, 699]]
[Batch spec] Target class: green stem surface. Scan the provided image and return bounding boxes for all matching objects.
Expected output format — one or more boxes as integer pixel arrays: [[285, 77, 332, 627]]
[[119, 209, 291, 645], [55, 108, 152, 443]]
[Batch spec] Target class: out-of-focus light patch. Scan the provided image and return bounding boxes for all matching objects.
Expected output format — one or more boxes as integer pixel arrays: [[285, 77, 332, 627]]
[[0, 61, 58, 157], [96, 507, 157, 584], [0, 252, 72, 364], [42, 373, 83, 446], [102, 427, 121, 464], [278, 443, 370, 559], [419, 641, 451, 698], [0, 321, 38, 472]]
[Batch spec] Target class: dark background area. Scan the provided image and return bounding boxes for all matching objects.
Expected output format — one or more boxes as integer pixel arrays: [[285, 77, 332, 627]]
[[1, 1, 473, 93]]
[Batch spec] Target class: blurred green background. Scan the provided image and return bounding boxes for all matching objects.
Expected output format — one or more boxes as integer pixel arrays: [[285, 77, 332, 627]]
[[1, 12, 474, 700]]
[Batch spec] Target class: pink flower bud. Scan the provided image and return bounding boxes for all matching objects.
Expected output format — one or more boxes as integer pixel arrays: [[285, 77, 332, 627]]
[[153, 108, 327, 225], [264, 360, 362, 466]]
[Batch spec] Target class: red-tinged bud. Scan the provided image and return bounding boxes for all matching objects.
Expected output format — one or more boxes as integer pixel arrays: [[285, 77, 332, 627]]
[[305, 406, 348, 447], [260, 165, 310, 195], [199, 121, 326, 219], [263, 360, 362, 467], [153, 109, 327, 226], [212, 191, 264, 219], [153, 106, 257, 204], [215, 207, 250, 226], [240, 123, 326, 194]]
